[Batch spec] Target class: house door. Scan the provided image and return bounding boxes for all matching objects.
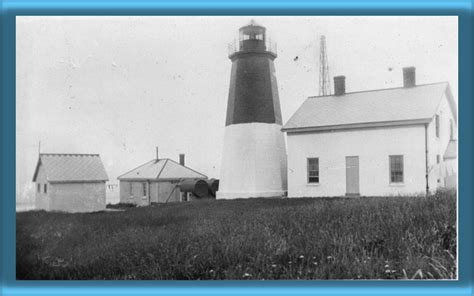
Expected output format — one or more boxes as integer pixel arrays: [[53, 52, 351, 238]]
[[346, 156, 360, 196]]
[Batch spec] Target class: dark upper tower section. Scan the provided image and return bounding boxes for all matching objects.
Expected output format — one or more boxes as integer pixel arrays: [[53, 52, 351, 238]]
[[228, 20, 277, 61], [225, 20, 282, 126]]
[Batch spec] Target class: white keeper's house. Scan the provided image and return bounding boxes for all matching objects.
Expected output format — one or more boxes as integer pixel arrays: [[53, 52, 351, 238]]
[[282, 67, 457, 197]]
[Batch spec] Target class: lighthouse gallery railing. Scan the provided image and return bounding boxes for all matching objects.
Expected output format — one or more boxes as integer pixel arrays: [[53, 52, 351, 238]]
[[227, 38, 277, 57]]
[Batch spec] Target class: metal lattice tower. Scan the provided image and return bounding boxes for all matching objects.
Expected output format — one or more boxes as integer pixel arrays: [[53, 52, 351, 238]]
[[318, 35, 331, 96]]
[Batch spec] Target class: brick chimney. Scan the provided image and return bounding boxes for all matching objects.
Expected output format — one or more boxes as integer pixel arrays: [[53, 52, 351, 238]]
[[334, 76, 346, 96], [403, 67, 416, 87], [179, 154, 185, 166]]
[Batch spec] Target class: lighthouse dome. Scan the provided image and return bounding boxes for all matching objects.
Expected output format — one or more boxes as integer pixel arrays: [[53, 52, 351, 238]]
[[239, 19, 266, 41]]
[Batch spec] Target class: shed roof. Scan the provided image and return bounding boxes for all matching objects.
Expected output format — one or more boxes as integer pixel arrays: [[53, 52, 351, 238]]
[[117, 158, 207, 181], [282, 82, 456, 133], [443, 140, 457, 160], [32, 153, 108, 182]]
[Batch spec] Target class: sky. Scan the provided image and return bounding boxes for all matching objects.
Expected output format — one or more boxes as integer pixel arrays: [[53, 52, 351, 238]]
[[16, 16, 458, 202]]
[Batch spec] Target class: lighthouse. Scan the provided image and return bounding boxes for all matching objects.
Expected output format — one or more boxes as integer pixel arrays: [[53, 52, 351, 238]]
[[217, 20, 287, 199]]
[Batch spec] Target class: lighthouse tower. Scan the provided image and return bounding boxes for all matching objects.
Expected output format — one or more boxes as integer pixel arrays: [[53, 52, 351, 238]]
[[217, 20, 287, 199]]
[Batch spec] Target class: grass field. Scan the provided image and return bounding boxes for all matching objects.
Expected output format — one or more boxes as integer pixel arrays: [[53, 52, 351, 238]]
[[16, 190, 456, 280]]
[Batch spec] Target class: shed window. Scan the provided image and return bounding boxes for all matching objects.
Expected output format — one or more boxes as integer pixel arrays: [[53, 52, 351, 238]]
[[43, 184, 47, 194], [142, 182, 147, 197], [129, 183, 133, 195], [37, 183, 41, 193], [389, 155, 404, 183], [307, 158, 319, 183], [435, 114, 440, 138]]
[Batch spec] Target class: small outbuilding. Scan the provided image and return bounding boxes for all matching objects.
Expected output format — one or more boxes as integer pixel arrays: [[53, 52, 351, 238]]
[[117, 153, 208, 206], [442, 139, 457, 189], [32, 153, 109, 212]]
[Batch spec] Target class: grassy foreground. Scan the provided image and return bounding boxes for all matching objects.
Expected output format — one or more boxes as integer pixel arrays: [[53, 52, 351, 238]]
[[17, 190, 456, 280]]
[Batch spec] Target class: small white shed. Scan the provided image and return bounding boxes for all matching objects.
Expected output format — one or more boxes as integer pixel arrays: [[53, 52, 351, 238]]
[[32, 153, 109, 212]]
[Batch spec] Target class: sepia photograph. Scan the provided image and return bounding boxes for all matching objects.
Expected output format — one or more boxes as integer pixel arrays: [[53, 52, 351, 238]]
[[15, 16, 458, 280]]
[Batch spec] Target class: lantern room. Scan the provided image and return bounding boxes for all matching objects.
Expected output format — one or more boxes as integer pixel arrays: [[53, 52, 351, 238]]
[[228, 20, 277, 59], [239, 20, 266, 52]]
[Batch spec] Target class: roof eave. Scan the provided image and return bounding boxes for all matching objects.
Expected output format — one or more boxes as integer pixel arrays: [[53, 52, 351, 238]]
[[32, 157, 42, 182], [48, 179, 108, 184], [118, 177, 205, 182], [282, 118, 432, 134], [117, 177, 157, 181], [444, 83, 458, 125], [443, 156, 457, 160]]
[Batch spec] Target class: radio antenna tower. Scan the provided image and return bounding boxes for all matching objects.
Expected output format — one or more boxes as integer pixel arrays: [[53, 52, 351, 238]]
[[318, 35, 331, 96]]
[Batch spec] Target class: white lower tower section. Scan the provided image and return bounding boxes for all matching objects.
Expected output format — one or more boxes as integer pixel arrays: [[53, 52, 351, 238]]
[[217, 122, 287, 199]]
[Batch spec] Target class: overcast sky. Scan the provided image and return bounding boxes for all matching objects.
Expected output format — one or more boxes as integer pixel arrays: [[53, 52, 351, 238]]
[[16, 16, 457, 201]]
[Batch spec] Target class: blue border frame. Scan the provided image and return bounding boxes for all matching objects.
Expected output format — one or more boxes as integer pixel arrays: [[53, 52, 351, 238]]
[[1, 1, 472, 295]]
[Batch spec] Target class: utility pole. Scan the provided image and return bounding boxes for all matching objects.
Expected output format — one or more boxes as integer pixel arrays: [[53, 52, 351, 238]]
[[318, 35, 331, 96]]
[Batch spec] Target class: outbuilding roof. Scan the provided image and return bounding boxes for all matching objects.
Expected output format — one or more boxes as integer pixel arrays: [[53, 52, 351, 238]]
[[117, 158, 207, 181], [282, 82, 456, 133], [443, 140, 457, 160], [32, 153, 108, 182]]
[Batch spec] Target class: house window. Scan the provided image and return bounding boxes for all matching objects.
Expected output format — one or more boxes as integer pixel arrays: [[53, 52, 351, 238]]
[[142, 182, 147, 196], [307, 158, 319, 183], [129, 183, 133, 195], [37, 183, 41, 193], [437, 154, 440, 164], [43, 184, 47, 194], [389, 155, 404, 183], [435, 114, 440, 138]]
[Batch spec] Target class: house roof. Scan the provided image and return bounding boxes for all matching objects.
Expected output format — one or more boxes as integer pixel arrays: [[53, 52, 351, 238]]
[[443, 140, 457, 160], [282, 82, 457, 133], [32, 154, 108, 182], [117, 158, 207, 181]]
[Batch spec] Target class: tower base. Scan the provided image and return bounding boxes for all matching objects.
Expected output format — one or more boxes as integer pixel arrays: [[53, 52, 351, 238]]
[[217, 122, 287, 200]]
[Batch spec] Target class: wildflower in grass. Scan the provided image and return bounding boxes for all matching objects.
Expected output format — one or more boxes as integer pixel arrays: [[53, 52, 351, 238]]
[[146, 253, 155, 259], [243, 273, 252, 278], [299, 255, 304, 259], [209, 269, 214, 273], [271, 264, 277, 268], [288, 261, 292, 264], [385, 269, 391, 274], [313, 262, 318, 265], [384, 264, 390, 268]]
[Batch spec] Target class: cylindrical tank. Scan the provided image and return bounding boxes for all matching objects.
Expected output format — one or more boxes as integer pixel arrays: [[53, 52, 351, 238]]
[[206, 178, 220, 197], [179, 179, 208, 198]]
